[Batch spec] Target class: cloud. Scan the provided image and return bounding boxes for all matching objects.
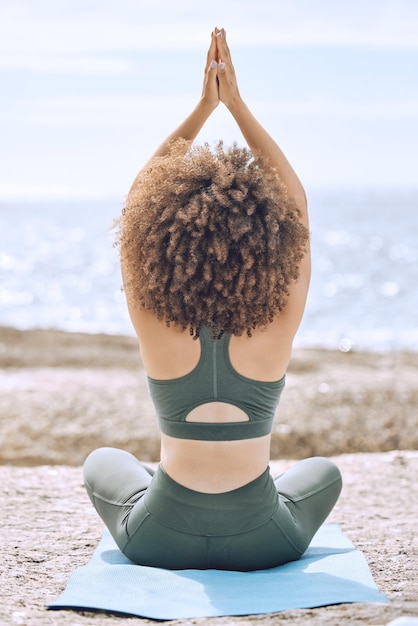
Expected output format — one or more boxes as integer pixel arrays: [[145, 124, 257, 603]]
[[0, 94, 197, 127], [2, 93, 417, 130], [255, 98, 418, 120], [0, 53, 135, 74], [0, 183, 75, 201], [0, 0, 417, 69], [1, 1, 417, 192]]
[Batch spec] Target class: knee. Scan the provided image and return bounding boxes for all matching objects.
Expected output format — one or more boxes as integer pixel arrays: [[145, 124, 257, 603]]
[[83, 447, 116, 489], [325, 457, 342, 488], [309, 456, 342, 483], [274, 456, 342, 503], [311, 457, 343, 498]]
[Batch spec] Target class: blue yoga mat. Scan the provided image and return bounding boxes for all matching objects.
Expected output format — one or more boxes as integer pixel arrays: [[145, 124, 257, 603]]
[[48, 524, 387, 619]]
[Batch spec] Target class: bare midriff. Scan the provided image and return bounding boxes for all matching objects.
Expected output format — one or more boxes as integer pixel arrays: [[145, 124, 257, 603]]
[[128, 312, 294, 494], [160, 400, 271, 493]]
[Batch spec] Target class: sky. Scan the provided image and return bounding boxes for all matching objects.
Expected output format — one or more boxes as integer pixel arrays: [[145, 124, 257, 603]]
[[0, 0, 417, 201]]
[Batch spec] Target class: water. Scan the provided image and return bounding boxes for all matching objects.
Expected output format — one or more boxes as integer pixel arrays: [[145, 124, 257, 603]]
[[1, 188, 417, 351], [298, 187, 418, 351], [0, 199, 129, 336]]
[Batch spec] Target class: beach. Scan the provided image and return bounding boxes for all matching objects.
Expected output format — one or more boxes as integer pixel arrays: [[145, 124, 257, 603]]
[[1, 326, 417, 466], [1, 326, 417, 625]]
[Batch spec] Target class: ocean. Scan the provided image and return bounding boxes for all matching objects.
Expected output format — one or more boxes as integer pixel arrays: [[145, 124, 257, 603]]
[[1, 187, 417, 352]]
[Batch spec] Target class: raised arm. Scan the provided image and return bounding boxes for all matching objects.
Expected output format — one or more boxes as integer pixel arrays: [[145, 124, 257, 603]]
[[215, 29, 308, 225], [128, 32, 220, 195], [213, 29, 310, 332]]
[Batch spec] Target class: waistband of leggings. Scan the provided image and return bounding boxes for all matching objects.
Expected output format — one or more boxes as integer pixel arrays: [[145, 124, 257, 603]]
[[143, 465, 279, 535]]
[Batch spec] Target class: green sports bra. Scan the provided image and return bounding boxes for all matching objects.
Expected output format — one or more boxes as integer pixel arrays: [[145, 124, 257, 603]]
[[147, 326, 285, 441]]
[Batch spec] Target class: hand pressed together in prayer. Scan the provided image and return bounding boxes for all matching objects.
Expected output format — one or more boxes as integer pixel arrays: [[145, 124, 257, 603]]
[[201, 27, 242, 112]]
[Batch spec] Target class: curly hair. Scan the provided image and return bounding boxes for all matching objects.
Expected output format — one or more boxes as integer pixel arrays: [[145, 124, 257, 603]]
[[115, 139, 309, 338]]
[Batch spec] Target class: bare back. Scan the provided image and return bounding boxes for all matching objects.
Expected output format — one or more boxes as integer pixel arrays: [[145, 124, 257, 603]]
[[127, 281, 307, 493]]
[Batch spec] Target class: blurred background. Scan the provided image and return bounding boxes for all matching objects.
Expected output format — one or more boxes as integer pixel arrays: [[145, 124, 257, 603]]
[[0, 0, 417, 350]]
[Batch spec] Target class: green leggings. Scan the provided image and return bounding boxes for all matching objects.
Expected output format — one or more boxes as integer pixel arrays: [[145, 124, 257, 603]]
[[83, 447, 342, 571]]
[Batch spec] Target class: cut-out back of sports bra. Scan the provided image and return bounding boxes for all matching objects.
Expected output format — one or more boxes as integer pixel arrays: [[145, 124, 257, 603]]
[[147, 326, 285, 441]]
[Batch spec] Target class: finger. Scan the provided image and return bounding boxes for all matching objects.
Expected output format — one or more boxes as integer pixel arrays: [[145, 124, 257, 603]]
[[216, 29, 231, 62], [218, 60, 226, 74], [206, 31, 218, 69], [209, 59, 218, 76], [205, 56, 219, 90], [213, 27, 221, 62]]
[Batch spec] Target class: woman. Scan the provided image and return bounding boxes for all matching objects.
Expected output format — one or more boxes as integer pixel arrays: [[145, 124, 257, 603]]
[[84, 28, 342, 571]]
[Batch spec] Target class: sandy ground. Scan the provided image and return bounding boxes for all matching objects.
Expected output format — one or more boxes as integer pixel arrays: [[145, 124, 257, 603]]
[[0, 326, 417, 625]]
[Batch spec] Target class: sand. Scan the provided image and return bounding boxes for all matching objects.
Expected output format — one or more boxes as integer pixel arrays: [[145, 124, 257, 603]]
[[0, 325, 417, 625]]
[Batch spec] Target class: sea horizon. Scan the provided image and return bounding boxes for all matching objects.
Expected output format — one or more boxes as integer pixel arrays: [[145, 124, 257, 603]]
[[1, 185, 417, 353]]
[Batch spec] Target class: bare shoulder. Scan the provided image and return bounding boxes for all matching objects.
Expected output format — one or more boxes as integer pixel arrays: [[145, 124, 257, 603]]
[[127, 307, 201, 379], [228, 320, 293, 381]]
